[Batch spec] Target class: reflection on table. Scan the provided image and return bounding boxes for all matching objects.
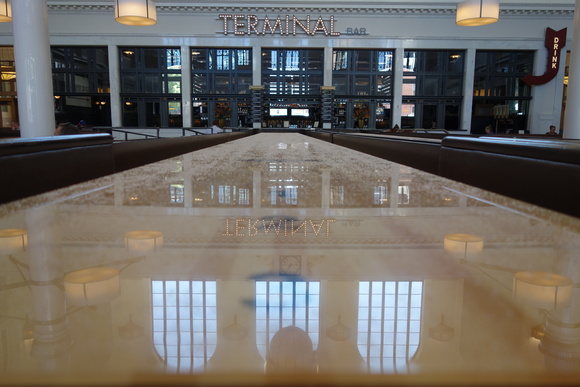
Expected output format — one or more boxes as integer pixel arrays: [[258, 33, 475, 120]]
[[0, 133, 579, 386]]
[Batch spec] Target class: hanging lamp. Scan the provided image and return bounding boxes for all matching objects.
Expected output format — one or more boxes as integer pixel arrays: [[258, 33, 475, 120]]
[[115, 0, 157, 26], [456, 0, 499, 27], [0, 0, 11, 23]]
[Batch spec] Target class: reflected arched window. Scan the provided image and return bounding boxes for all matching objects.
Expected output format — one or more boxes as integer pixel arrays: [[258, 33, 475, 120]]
[[358, 281, 423, 374], [255, 280, 320, 360], [152, 280, 217, 373]]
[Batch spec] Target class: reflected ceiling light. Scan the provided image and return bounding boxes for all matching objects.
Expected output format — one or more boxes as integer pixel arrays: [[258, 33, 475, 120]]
[[64, 267, 121, 307], [513, 271, 573, 311], [115, 0, 157, 26], [124, 230, 163, 254], [444, 233, 483, 259], [456, 0, 499, 27], [0, 0, 11, 23], [0, 228, 27, 255]]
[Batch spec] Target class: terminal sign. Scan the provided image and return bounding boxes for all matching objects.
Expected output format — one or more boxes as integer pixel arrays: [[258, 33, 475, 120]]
[[219, 14, 341, 36], [522, 27, 567, 86]]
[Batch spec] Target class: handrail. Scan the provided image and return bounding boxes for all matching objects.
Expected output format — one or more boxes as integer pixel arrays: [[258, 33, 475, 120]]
[[111, 128, 162, 141], [182, 128, 206, 136]]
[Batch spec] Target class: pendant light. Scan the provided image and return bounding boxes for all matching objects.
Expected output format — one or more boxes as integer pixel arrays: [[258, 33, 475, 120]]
[[456, 0, 499, 27], [115, 0, 157, 26]]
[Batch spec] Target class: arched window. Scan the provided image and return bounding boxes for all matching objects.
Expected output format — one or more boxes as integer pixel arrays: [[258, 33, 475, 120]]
[[358, 281, 423, 374], [255, 280, 320, 360], [151, 280, 217, 373]]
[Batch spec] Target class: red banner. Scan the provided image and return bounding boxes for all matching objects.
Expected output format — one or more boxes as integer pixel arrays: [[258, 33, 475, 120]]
[[522, 28, 567, 86]]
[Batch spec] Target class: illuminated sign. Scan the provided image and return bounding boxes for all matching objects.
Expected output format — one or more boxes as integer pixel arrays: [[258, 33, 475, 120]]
[[222, 218, 336, 237], [522, 27, 567, 86], [219, 14, 340, 36]]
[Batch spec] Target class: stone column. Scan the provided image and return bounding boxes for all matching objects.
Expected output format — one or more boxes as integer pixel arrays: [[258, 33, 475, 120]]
[[12, 0, 54, 137]]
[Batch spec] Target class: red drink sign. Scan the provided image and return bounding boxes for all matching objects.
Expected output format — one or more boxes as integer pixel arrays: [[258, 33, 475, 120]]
[[522, 28, 567, 86]]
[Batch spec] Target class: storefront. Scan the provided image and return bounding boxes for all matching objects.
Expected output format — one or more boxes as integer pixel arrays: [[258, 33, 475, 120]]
[[0, 2, 573, 134]]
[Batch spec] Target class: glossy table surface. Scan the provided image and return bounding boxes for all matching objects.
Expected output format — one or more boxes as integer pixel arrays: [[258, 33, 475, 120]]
[[1, 133, 579, 386]]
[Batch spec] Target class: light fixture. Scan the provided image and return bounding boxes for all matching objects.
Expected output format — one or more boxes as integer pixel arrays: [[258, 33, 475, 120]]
[[0, 228, 27, 255], [118, 313, 144, 340], [530, 323, 545, 341], [0, 0, 11, 23], [0, 71, 15, 80], [326, 315, 352, 341], [456, 0, 499, 27], [64, 267, 121, 307], [115, 0, 157, 26], [221, 315, 248, 341], [513, 271, 573, 311], [124, 230, 163, 254], [444, 233, 483, 260], [429, 315, 455, 342]]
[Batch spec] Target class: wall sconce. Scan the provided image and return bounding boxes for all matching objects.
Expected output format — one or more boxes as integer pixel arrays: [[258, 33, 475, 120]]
[[221, 315, 248, 341], [124, 230, 163, 254], [444, 233, 483, 260], [64, 267, 121, 307], [429, 315, 455, 342], [456, 0, 499, 27], [115, 0, 157, 26], [513, 271, 573, 311], [118, 313, 144, 340], [0, 0, 11, 23], [530, 323, 545, 341], [0, 228, 27, 255], [326, 315, 352, 341]]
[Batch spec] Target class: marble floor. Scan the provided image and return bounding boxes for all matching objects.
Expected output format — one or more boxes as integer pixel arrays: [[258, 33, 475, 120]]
[[0, 133, 579, 386]]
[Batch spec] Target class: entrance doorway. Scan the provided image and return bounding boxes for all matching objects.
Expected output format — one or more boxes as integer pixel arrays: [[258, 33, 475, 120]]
[[122, 97, 182, 128]]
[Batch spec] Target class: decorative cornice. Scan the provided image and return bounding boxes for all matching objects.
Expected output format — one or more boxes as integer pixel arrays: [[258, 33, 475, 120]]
[[46, 4, 574, 18]]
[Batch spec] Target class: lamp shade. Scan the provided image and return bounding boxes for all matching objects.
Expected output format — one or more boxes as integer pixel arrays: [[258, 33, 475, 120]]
[[513, 271, 573, 310], [456, 0, 499, 27], [444, 233, 483, 258], [0, 0, 11, 23], [115, 0, 157, 26], [124, 230, 163, 253], [0, 228, 27, 254], [64, 267, 120, 307]]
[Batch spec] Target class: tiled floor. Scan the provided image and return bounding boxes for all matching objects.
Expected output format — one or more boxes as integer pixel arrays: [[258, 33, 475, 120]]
[[0, 133, 579, 386]]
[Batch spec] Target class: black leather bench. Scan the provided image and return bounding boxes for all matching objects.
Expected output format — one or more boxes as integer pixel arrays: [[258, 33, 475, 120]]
[[439, 136, 580, 218], [0, 131, 258, 204], [0, 133, 115, 204], [301, 130, 441, 174]]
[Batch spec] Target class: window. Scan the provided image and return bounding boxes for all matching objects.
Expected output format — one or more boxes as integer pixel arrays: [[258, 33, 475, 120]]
[[255, 280, 320, 360], [401, 50, 464, 129], [191, 48, 252, 94], [332, 49, 394, 96], [472, 50, 533, 133], [120, 47, 182, 94], [51, 47, 110, 94], [152, 280, 217, 373], [262, 49, 323, 95], [358, 281, 423, 374]]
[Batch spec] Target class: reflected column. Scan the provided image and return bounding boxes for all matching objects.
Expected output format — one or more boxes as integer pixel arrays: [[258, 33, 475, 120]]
[[316, 280, 365, 373], [207, 280, 264, 372], [321, 168, 330, 209], [539, 228, 580, 370], [253, 169, 262, 209], [25, 206, 73, 370]]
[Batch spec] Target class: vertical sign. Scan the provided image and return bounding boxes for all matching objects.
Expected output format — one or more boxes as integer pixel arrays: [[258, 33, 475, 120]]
[[522, 28, 567, 86]]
